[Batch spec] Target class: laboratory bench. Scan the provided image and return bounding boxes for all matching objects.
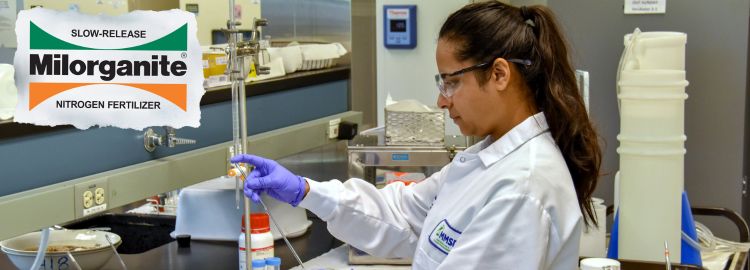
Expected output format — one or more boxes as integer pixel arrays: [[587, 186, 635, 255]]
[[0, 216, 343, 270], [0, 214, 748, 270]]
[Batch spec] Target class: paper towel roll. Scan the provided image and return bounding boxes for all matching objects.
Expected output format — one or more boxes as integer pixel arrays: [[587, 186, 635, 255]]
[[0, 64, 17, 120]]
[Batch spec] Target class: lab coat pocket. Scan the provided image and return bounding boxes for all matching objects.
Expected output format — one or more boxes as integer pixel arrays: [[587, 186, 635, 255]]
[[415, 246, 444, 270]]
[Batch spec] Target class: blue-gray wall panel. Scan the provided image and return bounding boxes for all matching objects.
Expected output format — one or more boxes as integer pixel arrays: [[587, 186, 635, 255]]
[[0, 80, 348, 196]]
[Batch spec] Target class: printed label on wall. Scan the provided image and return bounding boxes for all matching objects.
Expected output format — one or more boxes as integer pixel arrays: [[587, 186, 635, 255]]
[[624, 0, 666, 14], [13, 8, 205, 129]]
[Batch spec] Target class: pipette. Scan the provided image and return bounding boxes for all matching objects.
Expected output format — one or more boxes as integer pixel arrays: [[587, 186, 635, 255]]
[[234, 163, 306, 269], [105, 234, 127, 270], [66, 251, 82, 270]]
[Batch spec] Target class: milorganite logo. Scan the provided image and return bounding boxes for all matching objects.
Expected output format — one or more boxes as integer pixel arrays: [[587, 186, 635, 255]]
[[14, 8, 204, 129]]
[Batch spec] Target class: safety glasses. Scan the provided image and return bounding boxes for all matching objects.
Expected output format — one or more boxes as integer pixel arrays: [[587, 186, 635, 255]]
[[434, 58, 532, 98]]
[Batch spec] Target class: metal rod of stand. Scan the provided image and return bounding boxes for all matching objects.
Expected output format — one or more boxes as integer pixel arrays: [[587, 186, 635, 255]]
[[227, 1, 252, 269], [240, 51, 253, 270]]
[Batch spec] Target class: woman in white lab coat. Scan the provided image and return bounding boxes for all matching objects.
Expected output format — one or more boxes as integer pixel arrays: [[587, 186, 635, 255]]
[[232, 2, 601, 269]]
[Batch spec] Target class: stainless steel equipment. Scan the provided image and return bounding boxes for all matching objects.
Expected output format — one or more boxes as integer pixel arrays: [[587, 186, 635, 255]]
[[348, 131, 473, 185]]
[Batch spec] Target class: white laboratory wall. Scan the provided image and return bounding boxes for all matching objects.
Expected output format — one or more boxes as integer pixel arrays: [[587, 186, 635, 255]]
[[376, 0, 469, 135], [23, 0, 179, 16]]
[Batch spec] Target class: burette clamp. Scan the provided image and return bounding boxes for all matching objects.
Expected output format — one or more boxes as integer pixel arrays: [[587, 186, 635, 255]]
[[144, 126, 197, 152]]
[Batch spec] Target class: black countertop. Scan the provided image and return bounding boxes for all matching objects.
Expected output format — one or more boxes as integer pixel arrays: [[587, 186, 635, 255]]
[[0, 65, 350, 140], [0, 217, 343, 270]]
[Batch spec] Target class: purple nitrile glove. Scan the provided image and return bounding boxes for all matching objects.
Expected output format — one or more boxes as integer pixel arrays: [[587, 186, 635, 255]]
[[230, 154, 307, 207]]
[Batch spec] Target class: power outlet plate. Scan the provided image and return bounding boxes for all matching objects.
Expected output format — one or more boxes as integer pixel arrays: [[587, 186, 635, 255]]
[[74, 177, 108, 218], [328, 118, 341, 139]]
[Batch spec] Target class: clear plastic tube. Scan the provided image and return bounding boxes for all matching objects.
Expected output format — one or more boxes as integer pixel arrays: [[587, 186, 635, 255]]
[[30, 228, 50, 270], [683, 221, 750, 253]]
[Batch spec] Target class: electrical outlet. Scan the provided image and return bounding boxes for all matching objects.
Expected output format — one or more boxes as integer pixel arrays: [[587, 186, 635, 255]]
[[83, 190, 94, 208], [95, 187, 105, 205], [328, 118, 341, 139], [75, 177, 108, 218]]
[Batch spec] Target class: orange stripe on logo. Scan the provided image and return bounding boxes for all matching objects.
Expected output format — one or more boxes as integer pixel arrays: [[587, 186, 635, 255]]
[[29, 83, 89, 110], [28, 82, 188, 111]]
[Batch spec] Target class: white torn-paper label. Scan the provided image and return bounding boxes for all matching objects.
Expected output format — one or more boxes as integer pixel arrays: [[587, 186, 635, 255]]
[[13, 8, 205, 130]]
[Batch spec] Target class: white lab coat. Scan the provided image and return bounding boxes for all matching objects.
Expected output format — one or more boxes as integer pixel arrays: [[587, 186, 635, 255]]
[[298, 112, 582, 270]]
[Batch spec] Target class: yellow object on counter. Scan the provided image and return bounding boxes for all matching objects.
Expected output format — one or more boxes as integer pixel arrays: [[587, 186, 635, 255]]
[[203, 52, 228, 75]]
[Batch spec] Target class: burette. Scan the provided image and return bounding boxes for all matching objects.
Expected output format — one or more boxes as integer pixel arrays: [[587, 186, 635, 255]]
[[225, 0, 255, 268], [224, 2, 305, 269]]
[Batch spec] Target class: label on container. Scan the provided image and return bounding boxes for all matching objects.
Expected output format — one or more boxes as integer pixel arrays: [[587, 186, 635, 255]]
[[239, 246, 273, 270], [250, 246, 274, 259]]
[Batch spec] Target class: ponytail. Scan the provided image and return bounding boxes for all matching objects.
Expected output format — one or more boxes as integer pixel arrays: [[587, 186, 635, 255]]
[[525, 6, 602, 227], [440, 3, 602, 227]]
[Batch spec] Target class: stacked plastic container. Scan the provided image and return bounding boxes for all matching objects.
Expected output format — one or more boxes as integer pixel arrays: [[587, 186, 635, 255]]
[[616, 30, 688, 263]]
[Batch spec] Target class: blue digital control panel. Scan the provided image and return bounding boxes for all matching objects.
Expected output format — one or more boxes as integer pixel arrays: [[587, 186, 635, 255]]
[[383, 5, 417, 49]]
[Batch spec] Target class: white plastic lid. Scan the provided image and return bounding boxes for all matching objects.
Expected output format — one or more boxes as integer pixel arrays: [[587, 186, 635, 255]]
[[618, 70, 687, 87], [580, 258, 621, 270]]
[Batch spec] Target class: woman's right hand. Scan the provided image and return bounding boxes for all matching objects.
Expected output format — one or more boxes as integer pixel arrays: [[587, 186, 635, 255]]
[[230, 154, 308, 206]]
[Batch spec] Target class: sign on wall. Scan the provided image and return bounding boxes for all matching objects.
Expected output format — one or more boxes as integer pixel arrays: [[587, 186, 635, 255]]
[[13, 8, 204, 130], [624, 0, 666, 14]]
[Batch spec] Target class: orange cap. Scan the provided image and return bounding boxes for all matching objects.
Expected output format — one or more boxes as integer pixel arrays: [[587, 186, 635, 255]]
[[241, 213, 270, 233]]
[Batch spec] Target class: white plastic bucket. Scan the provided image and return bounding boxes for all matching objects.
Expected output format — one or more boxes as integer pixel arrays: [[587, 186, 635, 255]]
[[618, 70, 688, 98], [617, 148, 684, 262], [624, 32, 687, 70], [618, 70, 688, 138], [618, 96, 687, 138], [618, 135, 686, 153], [618, 70, 688, 88]]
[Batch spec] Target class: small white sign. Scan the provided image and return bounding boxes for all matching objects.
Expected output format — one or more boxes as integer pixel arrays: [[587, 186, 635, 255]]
[[624, 0, 666, 14], [83, 204, 107, 216]]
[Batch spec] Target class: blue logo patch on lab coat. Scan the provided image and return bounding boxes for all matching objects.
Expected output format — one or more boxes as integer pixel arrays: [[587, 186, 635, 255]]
[[428, 219, 462, 254]]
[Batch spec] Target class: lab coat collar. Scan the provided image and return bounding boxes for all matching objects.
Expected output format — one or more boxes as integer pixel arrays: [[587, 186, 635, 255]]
[[475, 112, 550, 167]]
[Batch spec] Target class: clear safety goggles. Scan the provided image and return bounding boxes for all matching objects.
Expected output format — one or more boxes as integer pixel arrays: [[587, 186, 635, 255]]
[[434, 58, 532, 98]]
